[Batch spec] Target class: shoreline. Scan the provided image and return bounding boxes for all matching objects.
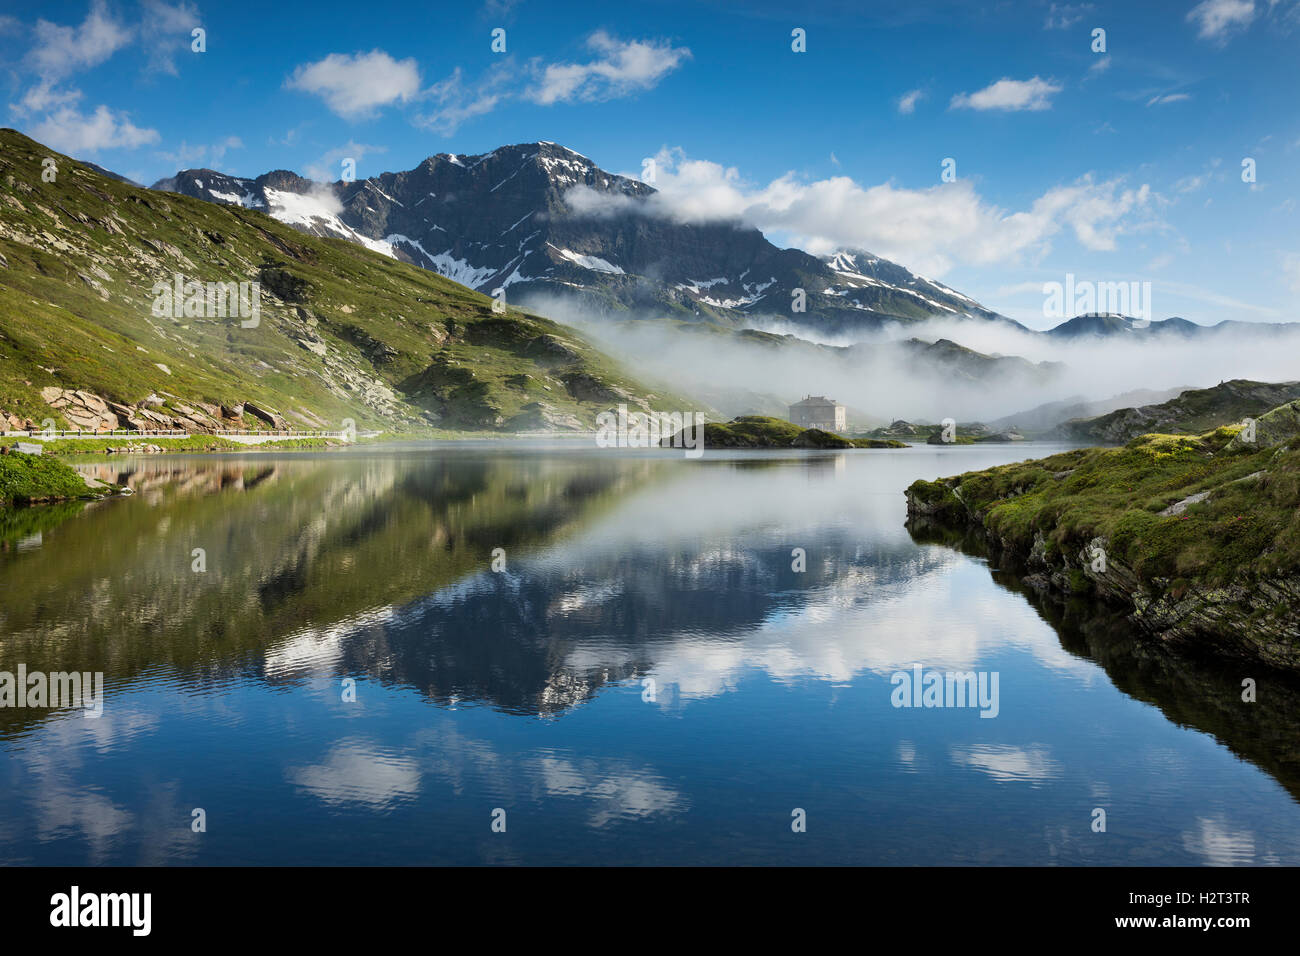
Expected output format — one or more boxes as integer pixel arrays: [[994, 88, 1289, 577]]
[[904, 430, 1300, 672]]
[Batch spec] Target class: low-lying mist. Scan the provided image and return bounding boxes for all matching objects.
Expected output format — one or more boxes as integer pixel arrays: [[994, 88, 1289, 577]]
[[521, 291, 1300, 428]]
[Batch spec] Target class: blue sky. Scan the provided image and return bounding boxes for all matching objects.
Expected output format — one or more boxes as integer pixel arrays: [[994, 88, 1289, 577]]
[[3, 0, 1299, 328]]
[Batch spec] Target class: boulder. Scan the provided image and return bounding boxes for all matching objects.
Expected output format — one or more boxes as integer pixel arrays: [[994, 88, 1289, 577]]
[[523, 334, 583, 366], [505, 402, 585, 432], [560, 371, 629, 404], [1228, 400, 1300, 451], [244, 401, 288, 429], [2, 410, 34, 431]]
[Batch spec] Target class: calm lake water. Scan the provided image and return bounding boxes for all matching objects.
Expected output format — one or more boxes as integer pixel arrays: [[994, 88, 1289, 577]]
[[2, 441, 1298, 865]]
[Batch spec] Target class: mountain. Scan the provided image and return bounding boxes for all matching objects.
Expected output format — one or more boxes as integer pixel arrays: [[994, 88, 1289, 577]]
[[151, 142, 1012, 337], [1046, 313, 1298, 339], [81, 161, 141, 187], [988, 386, 1193, 434], [893, 336, 1063, 383], [0, 129, 686, 435], [1051, 379, 1300, 443]]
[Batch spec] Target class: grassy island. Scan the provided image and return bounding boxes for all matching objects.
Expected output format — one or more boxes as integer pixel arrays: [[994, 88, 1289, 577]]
[[666, 416, 908, 449]]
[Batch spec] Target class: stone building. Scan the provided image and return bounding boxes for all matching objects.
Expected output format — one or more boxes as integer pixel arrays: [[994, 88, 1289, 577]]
[[789, 395, 847, 432]]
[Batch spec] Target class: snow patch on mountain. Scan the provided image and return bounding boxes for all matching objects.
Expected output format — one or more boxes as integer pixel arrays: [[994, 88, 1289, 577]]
[[551, 246, 624, 274], [423, 252, 498, 288], [265, 188, 396, 258]]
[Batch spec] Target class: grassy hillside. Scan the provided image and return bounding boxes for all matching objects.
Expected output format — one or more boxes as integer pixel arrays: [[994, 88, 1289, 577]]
[[906, 405, 1300, 666], [0, 128, 689, 435], [1053, 379, 1300, 444]]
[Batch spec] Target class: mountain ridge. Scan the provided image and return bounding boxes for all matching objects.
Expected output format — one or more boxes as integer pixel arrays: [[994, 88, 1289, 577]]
[[150, 141, 1018, 337], [1051, 379, 1300, 443]]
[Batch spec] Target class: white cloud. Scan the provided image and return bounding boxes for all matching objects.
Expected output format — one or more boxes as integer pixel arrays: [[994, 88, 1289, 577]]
[[1186, 0, 1256, 41], [415, 33, 690, 134], [29, 0, 133, 79], [158, 134, 242, 169], [1044, 2, 1094, 29], [526, 31, 691, 105], [10, 2, 202, 157], [950, 76, 1062, 112], [482, 0, 523, 17], [286, 49, 421, 119], [139, 0, 201, 76], [303, 140, 387, 182], [30, 104, 159, 153], [897, 88, 924, 114], [567, 147, 1157, 277], [14, 80, 83, 115], [417, 63, 513, 135], [1088, 55, 1111, 74], [1147, 92, 1192, 106], [1283, 253, 1300, 295]]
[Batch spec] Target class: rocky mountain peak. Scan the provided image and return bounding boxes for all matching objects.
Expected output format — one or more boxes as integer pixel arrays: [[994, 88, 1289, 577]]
[[152, 142, 1009, 336]]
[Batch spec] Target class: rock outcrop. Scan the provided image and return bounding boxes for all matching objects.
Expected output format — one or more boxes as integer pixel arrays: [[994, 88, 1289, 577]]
[[905, 422, 1300, 671], [243, 402, 288, 430], [39, 387, 119, 431], [30, 387, 294, 433]]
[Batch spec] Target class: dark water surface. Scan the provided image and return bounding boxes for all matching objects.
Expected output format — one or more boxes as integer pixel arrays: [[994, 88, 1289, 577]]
[[2, 441, 1298, 865]]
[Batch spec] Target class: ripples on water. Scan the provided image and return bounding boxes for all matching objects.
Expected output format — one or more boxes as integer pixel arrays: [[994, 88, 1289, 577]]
[[1, 442, 1298, 865]]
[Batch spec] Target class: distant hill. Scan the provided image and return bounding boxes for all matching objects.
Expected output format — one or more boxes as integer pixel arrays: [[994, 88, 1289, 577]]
[[1045, 313, 1299, 340], [989, 386, 1192, 435], [81, 161, 141, 187], [1051, 379, 1300, 443]]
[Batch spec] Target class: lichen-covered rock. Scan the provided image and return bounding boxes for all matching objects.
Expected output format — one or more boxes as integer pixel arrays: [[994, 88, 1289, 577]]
[[1227, 399, 1300, 451]]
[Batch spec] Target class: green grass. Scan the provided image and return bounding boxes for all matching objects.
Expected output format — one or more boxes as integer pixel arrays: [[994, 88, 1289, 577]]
[[0, 127, 693, 437], [663, 416, 908, 449], [907, 421, 1298, 590], [862, 422, 997, 444], [0, 451, 96, 504], [701, 416, 807, 446]]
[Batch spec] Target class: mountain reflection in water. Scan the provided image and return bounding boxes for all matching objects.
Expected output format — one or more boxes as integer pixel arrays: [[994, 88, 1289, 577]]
[[1, 442, 1297, 865]]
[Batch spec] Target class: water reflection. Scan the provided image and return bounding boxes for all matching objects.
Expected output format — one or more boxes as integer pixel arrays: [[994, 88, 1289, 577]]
[[1, 444, 1298, 865]]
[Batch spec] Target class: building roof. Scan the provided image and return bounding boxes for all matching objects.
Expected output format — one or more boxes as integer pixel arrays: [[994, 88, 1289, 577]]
[[790, 395, 842, 408]]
